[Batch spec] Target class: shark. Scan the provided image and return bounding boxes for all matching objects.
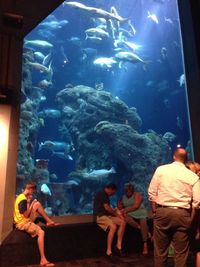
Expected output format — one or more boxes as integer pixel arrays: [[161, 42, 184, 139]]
[[64, 2, 128, 23]]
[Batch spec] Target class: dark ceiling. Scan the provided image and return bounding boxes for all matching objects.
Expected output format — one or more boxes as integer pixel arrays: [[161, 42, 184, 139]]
[[0, 0, 64, 37]]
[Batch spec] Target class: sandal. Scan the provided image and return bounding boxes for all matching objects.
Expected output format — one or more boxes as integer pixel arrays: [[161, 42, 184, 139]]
[[40, 261, 55, 266]]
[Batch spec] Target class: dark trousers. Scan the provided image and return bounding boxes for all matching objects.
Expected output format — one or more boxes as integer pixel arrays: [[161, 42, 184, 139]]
[[153, 207, 192, 267]]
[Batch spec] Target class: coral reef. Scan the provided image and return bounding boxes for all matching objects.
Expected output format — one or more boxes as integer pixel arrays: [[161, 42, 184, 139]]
[[56, 85, 142, 169], [16, 50, 44, 192], [56, 85, 171, 205]]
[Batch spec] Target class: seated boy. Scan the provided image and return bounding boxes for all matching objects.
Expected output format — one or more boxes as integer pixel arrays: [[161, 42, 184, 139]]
[[14, 181, 58, 266]]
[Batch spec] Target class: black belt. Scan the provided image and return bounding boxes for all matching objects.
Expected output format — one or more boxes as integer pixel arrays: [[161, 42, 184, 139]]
[[157, 204, 189, 211]]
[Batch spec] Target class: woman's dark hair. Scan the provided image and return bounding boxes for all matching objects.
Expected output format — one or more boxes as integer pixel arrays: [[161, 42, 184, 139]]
[[106, 183, 117, 191], [124, 183, 135, 192]]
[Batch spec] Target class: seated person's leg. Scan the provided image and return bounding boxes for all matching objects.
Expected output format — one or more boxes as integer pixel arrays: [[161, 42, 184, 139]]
[[140, 218, 149, 241], [111, 216, 126, 251], [96, 215, 117, 256], [125, 215, 140, 229], [140, 218, 149, 255], [107, 223, 117, 256], [196, 252, 200, 267], [18, 220, 55, 266], [32, 201, 57, 226], [16, 220, 41, 238]]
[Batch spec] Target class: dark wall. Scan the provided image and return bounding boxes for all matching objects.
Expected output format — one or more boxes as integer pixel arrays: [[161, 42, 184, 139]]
[[190, 0, 200, 70], [179, 0, 200, 161]]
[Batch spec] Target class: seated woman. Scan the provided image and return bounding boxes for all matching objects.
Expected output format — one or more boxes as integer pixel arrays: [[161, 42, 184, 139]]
[[119, 182, 149, 255]]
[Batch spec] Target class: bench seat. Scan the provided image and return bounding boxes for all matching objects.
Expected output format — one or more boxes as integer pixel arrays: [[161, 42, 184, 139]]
[[0, 221, 146, 266]]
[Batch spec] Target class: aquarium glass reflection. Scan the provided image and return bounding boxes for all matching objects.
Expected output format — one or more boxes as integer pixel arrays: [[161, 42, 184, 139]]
[[17, 0, 192, 215]]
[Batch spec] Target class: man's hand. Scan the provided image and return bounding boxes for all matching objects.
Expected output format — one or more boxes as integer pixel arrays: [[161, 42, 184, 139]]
[[115, 208, 126, 219]]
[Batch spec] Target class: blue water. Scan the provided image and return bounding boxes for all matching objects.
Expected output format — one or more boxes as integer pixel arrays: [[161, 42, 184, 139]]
[[19, 0, 191, 214]]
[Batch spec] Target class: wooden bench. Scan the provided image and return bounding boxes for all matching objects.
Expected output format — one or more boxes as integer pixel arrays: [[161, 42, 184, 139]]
[[0, 220, 148, 267]]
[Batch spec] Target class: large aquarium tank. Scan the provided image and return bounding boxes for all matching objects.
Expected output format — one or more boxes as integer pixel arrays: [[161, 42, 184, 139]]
[[17, 0, 192, 216]]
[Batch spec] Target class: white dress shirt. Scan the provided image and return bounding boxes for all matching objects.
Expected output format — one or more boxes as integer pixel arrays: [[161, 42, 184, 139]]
[[148, 161, 200, 209]]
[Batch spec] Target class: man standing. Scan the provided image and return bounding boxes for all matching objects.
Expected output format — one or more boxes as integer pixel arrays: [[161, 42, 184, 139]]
[[14, 181, 57, 267], [148, 147, 200, 267], [93, 183, 126, 258]]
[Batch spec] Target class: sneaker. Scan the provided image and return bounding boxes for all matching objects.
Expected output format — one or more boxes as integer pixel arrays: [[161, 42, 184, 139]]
[[105, 253, 118, 263], [142, 247, 148, 255], [105, 253, 113, 261], [168, 245, 174, 258], [113, 246, 123, 257], [142, 243, 148, 255]]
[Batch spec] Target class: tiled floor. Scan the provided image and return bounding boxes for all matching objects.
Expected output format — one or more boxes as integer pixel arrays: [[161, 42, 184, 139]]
[[17, 252, 195, 267]]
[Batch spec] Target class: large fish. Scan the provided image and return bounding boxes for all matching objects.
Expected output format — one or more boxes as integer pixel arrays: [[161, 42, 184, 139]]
[[24, 39, 53, 49], [38, 109, 61, 119], [38, 140, 71, 152], [115, 51, 150, 69], [147, 11, 159, 24], [163, 132, 176, 142], [115, 51, 145, 64], [177, 74, 185, 87], [34, 51, 45, 62], [38, 79, 53, 89], [64, 2, 128, 22], [26, 61, 50, 74], [66, 179, 80, 186], [52, 151, 73, 161], [83, 167, 116, 180], [41, 184, 52, 196], [85, 28, 109, 39], [39, 19, 68, 30], [93, 57, 117, 69]]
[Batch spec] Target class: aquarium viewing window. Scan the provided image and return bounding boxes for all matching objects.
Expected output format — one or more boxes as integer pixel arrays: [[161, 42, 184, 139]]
[[17, 0, 193, 217]]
